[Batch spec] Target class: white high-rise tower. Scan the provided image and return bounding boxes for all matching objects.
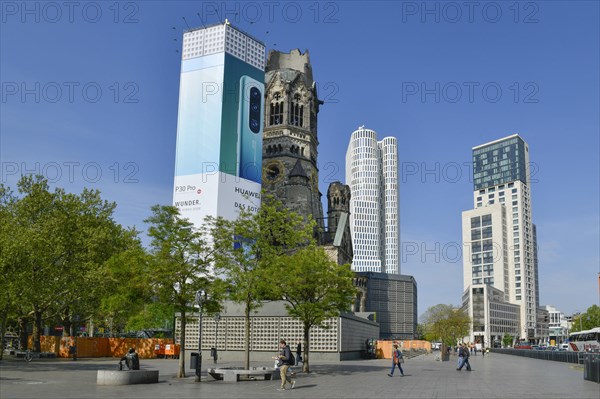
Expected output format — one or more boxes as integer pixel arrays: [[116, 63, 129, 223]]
[[345, 126, 399, 274], [461, 134, 540, 345]]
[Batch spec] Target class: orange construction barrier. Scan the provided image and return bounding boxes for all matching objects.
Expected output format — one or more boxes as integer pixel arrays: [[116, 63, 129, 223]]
[[164, 343, 180, 359], [154, 344, 165, 358], [376, 340, 432, 358], [28, 336, 175, 358]]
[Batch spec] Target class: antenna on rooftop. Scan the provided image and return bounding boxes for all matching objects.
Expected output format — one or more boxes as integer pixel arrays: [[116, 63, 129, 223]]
[[196, 12, 207, 30]]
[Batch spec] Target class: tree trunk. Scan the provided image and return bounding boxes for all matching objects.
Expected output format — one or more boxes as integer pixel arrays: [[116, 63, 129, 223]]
[[244, 301, 250, 370], [303, 323, 310, 373], [0, 301, 8, 360], [32, 309, 42, 352], [62, 313, 72, 337], [18, 317, 28, 350], [178, 311, 186, 378]]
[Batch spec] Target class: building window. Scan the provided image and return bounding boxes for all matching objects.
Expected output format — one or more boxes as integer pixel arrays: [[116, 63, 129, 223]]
[[270, 97, 283, 125], [290, 94, 304, 127]]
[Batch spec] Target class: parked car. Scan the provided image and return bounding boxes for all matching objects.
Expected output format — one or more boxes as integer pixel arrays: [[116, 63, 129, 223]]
[[558, 343, 569, 351]]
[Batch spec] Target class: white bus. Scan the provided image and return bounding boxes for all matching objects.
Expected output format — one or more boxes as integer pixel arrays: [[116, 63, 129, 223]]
[[566, 327, 600, 352]]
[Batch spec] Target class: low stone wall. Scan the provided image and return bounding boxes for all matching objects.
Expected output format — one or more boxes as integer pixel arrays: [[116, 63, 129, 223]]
[[96, 370, 159, 385]]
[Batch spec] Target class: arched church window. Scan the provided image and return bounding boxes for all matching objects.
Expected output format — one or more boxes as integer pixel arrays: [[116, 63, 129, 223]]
[[270, 93, 283, 126], [290, 93, 304, 127]]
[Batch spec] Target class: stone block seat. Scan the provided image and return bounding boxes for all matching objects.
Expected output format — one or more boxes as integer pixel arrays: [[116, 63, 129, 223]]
[[207, 367, 280, 382], [96, 369, 159, 385]]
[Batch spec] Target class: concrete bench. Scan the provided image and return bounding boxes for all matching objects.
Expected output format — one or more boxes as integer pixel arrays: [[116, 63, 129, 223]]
[[15, 351, 57, 359], [96, 370, 159, 385], [208, 367, 280, 382]]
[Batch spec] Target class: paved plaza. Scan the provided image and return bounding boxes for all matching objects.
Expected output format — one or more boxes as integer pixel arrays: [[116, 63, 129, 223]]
[[1, 352, 599, 399]]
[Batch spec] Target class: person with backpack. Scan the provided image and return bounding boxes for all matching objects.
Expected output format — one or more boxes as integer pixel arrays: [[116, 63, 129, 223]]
[[276, 339, 296, 390], [457, 344, 471, 371], [387, 344, 405, 377]]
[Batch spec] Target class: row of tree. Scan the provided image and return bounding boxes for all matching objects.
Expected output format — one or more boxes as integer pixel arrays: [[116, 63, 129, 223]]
[[0, 176, 356, 375]]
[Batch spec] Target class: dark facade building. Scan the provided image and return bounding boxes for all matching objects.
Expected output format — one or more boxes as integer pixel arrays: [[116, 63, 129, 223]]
[[354, 272, 417, 340], [318, 182, 353, 265]]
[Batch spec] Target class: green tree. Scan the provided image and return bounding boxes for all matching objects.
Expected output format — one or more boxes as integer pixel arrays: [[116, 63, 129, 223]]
[[421, 304, 471, 356], [50, 188, 130, 338], [0, 184, 18, 359], [145, 205, 219, 379], [210, 195, 313, 370], [502, 334, 514, 348], [415, 323, 427, 341], [98, 236, 155, 335], [571, 305, 600, 332], [3, 176, 129, 351], [273, 246, 356, 373]]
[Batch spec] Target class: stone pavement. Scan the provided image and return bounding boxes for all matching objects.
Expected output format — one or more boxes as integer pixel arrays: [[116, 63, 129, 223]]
[[1, 352, 599, 398]]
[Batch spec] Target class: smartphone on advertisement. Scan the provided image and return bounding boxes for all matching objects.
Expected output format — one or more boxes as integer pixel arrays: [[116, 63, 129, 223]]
[[237, 76, 264, 183]]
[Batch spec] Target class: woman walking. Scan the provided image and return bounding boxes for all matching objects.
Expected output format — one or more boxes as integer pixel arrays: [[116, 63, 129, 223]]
[[387, 344, 404, 377]]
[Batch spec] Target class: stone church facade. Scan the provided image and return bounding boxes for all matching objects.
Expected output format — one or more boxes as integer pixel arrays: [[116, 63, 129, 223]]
[[262, 49, 352, 265]]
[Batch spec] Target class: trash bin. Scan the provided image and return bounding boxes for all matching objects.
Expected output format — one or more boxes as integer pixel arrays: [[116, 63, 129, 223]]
[[190, 352, 199, 369]]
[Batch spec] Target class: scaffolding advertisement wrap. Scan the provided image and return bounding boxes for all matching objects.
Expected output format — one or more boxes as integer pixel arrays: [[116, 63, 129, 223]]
[[173, 24, 264, 223]]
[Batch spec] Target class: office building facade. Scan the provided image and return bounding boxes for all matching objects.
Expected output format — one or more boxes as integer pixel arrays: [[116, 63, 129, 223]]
[[462, 134, 540, 344], [345, 126, 400, 274]]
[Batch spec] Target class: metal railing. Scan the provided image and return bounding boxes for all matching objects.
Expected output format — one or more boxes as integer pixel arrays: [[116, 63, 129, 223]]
[[490, 348, 600, 364], [491, 348, 581, 363]]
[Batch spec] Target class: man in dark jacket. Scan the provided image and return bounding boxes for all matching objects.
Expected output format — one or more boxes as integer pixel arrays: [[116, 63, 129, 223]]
[[457, 344, 471, 371], [119, 348, 140, 370], [276, 340, 296, 390]]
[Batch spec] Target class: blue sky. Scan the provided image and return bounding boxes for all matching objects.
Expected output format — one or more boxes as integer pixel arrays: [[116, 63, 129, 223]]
[[1, 1, 598, 318]]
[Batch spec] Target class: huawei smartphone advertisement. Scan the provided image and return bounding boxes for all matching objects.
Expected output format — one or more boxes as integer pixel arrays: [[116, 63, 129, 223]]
[[173, 50, 264, 225]]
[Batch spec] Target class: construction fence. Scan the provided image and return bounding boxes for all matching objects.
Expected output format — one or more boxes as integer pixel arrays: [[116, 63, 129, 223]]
[[27, 336, 175, 359], [376, 340, 432, 359]]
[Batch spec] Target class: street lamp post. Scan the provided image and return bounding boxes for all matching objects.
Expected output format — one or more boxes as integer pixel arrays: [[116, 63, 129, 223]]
[[195, 290, 207, 383], [213, 313, 221, 364]]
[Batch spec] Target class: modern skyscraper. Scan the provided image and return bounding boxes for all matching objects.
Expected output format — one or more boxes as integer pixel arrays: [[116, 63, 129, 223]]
[[345, 126, 400, 274], [173, 21, 265, 226], [461, 134, 540, 345]]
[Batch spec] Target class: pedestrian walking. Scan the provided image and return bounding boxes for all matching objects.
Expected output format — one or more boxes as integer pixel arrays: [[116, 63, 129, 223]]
[[276, 340, 296, 391], [457, 344, 472, 371], [387, 344, 404, 377], [296, 341, 302, 366], [457, 344, 464, 368], [68, 336, 77, 361]]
